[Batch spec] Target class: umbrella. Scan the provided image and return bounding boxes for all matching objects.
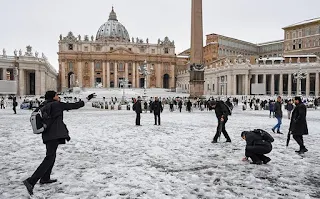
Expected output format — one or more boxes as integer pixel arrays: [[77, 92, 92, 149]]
[[286, 131, 291, 147]]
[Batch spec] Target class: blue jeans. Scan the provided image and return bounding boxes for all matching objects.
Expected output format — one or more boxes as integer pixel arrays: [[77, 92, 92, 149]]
[[273, 117, 282, 132]]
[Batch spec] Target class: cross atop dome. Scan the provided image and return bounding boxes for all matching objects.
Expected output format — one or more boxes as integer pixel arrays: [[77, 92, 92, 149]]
[[109, 6, 118, 21]]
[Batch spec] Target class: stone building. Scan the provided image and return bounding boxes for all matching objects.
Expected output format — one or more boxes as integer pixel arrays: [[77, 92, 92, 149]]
[[177, 55, 320, 96], [58, 7, 187, 91], [283, 17, 320, 56], [0, 46, 57, 96]]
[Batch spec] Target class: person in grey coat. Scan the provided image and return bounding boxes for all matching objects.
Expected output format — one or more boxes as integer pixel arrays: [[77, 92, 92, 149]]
[[272, 96, 283, 134], [289, 96, 308, 154]]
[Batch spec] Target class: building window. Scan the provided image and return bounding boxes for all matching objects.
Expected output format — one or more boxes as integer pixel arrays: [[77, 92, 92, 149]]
[[96, 46, 101, 51], [68, 44, 73, 50], [110, 47, 114, 51], [299, 44, 302, 49], [84, 46, 88, 51], [207, 84, 210, 90], [152, 49, 155, 53], [164, 48, 169, 54], [140, 48, 145, 53], [298, 30, 302, 38], [292, 32, 296, 39], [118, 63, 124, 71], [212, 84, 215, 92], [128, 63, 132, 71], [293, 45, 296, 50], [128, 48, 132, 51], [68, 62, 73, 71], [95, 62, 101, 70]]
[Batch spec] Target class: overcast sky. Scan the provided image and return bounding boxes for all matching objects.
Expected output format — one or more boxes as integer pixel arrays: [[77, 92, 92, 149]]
[[0, 0, 319, 70]]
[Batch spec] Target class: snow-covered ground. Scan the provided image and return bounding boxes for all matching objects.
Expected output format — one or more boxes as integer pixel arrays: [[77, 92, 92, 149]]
[[1, 98, 320, 198]]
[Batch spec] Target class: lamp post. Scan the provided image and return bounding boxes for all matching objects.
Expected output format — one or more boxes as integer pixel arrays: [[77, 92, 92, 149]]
[[119, 78, 129, 104], [138, 60, 153, 96], [293, 63, 307, 96]]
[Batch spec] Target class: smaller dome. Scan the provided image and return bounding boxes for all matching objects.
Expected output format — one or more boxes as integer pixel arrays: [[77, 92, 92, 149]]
[[96, 7, 130, 42]]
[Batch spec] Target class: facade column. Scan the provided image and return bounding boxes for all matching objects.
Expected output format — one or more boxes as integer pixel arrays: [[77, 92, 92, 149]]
[[255, 74, 258, 84], [114, 62, 118, 88], [263, 74, 266, 92], [106, 62, 110, 88], [40, 70, 46, 95], [18, 69, 25, 96], [288, 74, 292, 96], [35, 70, 41, 95], [91, 61, 95, 87], [233, 74, 237, 95], [315, 72, 319, 97], [77, 61, 82, 87], [125, 62, 129, 81], [136, 62, 140, 88], [102, 61, 106, 88], [156, 63, 161, 88], [170, 64, 175, 89], [279, 73, 283, 95], [215, 76, 219, 95], [61, 62, 66, 90], [2, 68, 7, 80], [244, 74, 249, 95], [132, 62, 136, 88], [306, 73, 310, 96], [271, 74, 275, 96]]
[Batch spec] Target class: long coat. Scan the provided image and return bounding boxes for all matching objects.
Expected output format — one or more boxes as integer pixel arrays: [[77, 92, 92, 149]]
[[289, 102, 308, 135], [151, 100, 163, 115], [42, 100, 85, 144], [134, 100, 142, 113]]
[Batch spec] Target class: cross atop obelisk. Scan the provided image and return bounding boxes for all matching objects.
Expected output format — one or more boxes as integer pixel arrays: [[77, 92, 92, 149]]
[[189, 0, 205, 98]]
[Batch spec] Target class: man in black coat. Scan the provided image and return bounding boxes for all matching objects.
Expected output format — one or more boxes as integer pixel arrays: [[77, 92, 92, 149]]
[[12, 97, 17, 114], [186, 100, 192, 112], [151, 96, 163, 125], [241, 131, 272, 165], [289, 96, 308, 154], [211, 101, 231, 143], [23, 91, 95, 196], [134, 96, 142, 125], [178, 100, 183, 112]]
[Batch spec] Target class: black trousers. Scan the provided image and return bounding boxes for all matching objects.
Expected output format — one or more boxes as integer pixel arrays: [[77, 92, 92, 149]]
[[293, 135, 306, 149], [13, 106, 16, 114], [179, 107, 182, 112], [136, 113, 141, 125], [0, 104, 4, 109], [28, 140, 59, 186], [213, 119, 231, 141], [245, 145, 272, 162], [154, 114, 161, 125]]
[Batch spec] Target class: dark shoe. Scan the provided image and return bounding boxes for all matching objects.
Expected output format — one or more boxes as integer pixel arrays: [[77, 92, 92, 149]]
[[271, 128, 275, 133], [250, 161, 263, 165], [23, 179, 34, 195], [277, 131, 283, 134], [263, 157, 271, 164], [211, 140, 217, 143], [296, 148, 308, 154], [226, 140, 231, 143], [40, 179, 57, 184]]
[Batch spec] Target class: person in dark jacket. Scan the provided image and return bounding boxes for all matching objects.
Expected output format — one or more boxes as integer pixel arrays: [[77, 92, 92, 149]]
[[151, 97, 163, 125], [134, 96, 142, 125], [269, 100, 274, 118], [211, 101, 231, 143], [286, 100, 294, 119], [272, 96, 283, 134], [289, 96, 308, 154], [241, 131, 272, 165], [12, 97, 17, 114], [23, 91, 95, 196], [186, 100, 192, 112], [178, 100, 183, 112]]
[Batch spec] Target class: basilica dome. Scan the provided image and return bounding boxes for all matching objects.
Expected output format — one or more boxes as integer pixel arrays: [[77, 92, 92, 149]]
[[96, 7, 130, 42]]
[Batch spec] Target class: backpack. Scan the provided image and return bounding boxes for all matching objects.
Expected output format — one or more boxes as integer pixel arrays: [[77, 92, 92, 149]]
[[253, 129, 274, 143], [222, 101, 232, 116], [30, 103, 53, 134]]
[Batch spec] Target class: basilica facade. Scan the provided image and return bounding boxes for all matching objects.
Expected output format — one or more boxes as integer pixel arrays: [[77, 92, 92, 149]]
[[58, 8, 187, 91]]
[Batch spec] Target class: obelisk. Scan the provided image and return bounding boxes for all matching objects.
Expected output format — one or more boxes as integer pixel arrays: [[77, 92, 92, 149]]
[[189, 0, 205, 98]]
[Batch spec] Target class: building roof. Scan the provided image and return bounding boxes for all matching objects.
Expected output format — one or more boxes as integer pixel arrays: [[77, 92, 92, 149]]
[[283, 17, 320, 29], [257, 40, 284, 46]]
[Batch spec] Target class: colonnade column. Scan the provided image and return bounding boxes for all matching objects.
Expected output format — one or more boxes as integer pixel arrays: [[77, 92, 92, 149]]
[[263, 74, 266, 94], [271, 74, 275, 96], [136, 62, 140, 88], [233, 74, 237, 95], [132, 62, 136, 88], [40, 70, 46, 95], [244, 74, 249, 96], [77, 61, 82, 87], [215, 76, 219, 95], [306, 73, 310, 96], [170, 64, 175, 89], [279, 73, 283, 95], [2, 68, 7, 80], [255, 74, 258, 84], [91, 61, 95, 87], [227, 74, 232, 96], [106, 62, 110, 88], [18, 69, 25, 96], [315, 72, 319, 97], [125, 62, 129, 81], [288, 74, 292, 96], [156, 63, 161, 88], [114, 62, 118, 88], [35, 70, 41, 95]]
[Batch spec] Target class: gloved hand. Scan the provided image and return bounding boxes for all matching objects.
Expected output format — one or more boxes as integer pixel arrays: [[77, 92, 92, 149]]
[[87, 93, 96, 101], [242, 157, 249, 161]]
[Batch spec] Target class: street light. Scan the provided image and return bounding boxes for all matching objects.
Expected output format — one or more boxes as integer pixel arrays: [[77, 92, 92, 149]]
[[138, 60, 153, 96], [119, 78, 129, 104], [293, 63, 307, 96]]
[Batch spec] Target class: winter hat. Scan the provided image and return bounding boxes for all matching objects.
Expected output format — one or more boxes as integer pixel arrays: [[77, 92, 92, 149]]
[[45, 90, 57, 100], [294, 96, 302, 102], [241, 131, 249, 137]]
